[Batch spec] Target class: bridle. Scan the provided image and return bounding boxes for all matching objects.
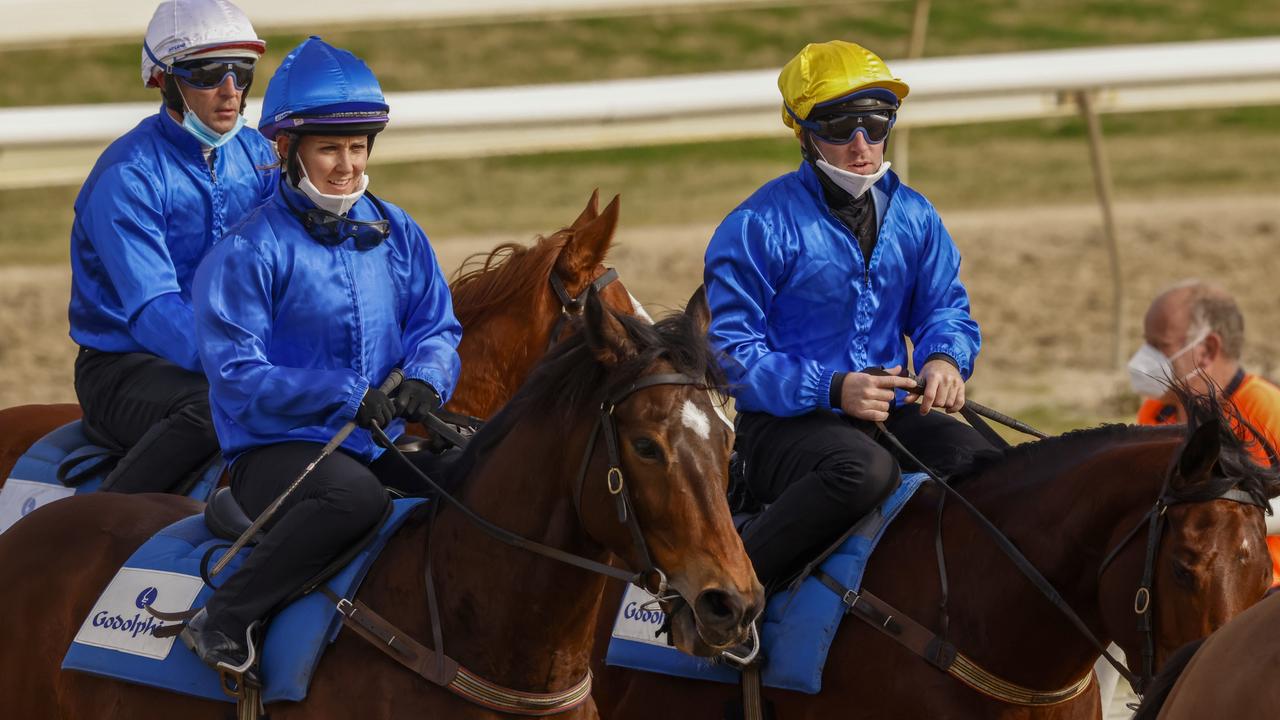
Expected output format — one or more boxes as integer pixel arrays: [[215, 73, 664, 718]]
[[548, 267, 620, 350], [1096, 477, 1266, 693]]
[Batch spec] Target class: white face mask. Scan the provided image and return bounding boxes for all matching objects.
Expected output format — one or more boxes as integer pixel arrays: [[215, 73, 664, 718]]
[[1126, 328, 1209, 398], [811, 141, 890, 199], [296, 161, 369, 217]]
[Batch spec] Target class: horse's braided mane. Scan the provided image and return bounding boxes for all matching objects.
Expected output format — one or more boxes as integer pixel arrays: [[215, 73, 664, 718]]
[[451, 305, 728, 481], [448, 229, 572, 325], [953, 380, 1280, 505]]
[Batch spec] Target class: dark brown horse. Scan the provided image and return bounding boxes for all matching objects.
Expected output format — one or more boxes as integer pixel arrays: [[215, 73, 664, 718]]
[[0, 190, 634, 483], [593, 391, 1279, 719], [1133, 589, 1280, 719], [0, 292, 763, 718]]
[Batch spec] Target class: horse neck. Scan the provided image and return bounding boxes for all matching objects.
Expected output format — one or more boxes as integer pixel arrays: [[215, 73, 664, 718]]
[[450, 311, 556, 419], [428, 413, 608, 691], [947, 432, 1177, 687]]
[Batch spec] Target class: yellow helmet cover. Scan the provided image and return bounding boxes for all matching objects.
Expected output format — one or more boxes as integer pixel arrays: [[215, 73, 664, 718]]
[[779, 40, 910, 138]]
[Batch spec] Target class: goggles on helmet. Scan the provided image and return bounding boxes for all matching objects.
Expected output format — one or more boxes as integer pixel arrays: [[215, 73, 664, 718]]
[[281, 179, 390, 250], [173, 58, 255, 90]]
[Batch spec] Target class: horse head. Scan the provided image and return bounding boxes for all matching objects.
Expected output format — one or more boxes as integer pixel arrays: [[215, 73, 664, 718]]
[[1098, 390, 1278, 687], [574, 287, 763, 654], [449, 190, 640, 418]]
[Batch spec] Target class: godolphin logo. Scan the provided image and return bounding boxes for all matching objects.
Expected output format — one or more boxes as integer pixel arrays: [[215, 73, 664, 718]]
[[136, 587, 159, 610], [20, 497, 37, 517]]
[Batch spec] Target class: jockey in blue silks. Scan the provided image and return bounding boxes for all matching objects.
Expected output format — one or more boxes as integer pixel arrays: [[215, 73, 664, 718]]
[[183, 36, 462, 673], [705, 40, 994, 594], [68, 0, 276, 494]]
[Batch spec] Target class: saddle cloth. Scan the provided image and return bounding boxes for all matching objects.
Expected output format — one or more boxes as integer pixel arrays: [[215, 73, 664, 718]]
[[61, 497, 426, 703], [605, 472, 927, 694], [0, 421, 223, 534]]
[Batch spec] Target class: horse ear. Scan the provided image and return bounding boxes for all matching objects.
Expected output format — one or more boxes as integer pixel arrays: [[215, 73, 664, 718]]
[[556, 194, 620, 279], [1173, 419, 1222, 490], [686, 284, 711, 337], [568, 189, 601, 231], [583, 285, 636, 366]]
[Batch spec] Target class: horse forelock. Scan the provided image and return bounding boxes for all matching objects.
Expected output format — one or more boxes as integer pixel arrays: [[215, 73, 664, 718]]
[[452, 305, 728, 480], [1165, 381, 1280, 506], [449, 230, 573, 325]]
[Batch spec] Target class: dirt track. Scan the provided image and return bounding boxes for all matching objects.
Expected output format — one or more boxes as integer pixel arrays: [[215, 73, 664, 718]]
[[3, 193, 1277, 428]]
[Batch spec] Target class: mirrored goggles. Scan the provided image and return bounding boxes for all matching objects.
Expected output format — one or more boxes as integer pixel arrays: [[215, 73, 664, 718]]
[[804, 110, 896, 145], [172, 59, 255, 90], [282, 184, 390, 250]]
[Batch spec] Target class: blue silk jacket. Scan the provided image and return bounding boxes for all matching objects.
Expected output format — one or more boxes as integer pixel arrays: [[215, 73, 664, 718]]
[[193, 186, 462, 464], [69, 108, 278, 372], [704, 162, 980, 417]]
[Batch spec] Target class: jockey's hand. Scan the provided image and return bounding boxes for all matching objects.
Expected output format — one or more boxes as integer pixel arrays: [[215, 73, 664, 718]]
[[356, 388, 396, 430], [839, 366, 919, 422], [909, 358, 965, 414], [392, 380, 442, 424]]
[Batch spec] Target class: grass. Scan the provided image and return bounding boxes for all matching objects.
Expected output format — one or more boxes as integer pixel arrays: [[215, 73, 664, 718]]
[[1, 0, 1277, 264], [6, 103, 1276, 266]]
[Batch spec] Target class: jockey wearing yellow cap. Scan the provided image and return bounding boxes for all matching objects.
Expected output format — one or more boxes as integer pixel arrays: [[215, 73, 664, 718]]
[[706, 41, 995, 592]]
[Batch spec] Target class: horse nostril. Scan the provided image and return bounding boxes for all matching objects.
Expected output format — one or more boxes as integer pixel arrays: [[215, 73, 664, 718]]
[[695, 588, 746, 628]]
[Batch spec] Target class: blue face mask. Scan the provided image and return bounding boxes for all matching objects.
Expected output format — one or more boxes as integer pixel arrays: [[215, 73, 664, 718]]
[[182, 110, 246, 148]]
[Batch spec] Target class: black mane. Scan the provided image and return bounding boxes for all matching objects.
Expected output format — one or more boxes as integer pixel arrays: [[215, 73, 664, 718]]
[[953, 382, 1280, 505], [451, 306, 727, 480]]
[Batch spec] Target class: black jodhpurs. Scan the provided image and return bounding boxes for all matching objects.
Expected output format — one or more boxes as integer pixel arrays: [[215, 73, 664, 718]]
[[735, 404, 994, 590], [203, 441, 459, 638], [74, 347, 220, 494]]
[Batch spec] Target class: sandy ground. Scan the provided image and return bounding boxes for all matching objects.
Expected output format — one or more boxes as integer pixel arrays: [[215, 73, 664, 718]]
[[6, 193, 1275, 430]]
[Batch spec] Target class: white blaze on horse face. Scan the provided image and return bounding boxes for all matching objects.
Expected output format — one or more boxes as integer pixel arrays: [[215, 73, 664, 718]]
[[627, 291, 654, 324], [681, 400, 712, 440]]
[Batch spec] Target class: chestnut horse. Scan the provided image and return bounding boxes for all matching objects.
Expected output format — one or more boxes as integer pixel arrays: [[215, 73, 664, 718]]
[[0, 292, 763, 718], [593, 391, 1279, 719], [0, 190, 635, 482], [1133, 590, 1280, 719]]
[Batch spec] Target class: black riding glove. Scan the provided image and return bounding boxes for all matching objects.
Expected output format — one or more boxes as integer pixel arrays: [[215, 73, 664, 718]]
[[392, 379, 443, 424], [356, 388, 396, 430]]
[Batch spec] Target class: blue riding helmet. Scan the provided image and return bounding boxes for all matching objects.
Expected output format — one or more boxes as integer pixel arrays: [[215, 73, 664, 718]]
[[259, 36, 389, 140]]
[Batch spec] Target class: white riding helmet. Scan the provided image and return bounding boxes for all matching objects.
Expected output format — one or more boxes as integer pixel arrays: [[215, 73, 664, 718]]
[[141, 0, 265, 88]]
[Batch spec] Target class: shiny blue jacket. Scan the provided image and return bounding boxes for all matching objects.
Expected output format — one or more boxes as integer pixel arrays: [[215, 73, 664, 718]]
[[704, 162, 980, 417], [193, 186, 462, 464], [68, 108, 278, 372]]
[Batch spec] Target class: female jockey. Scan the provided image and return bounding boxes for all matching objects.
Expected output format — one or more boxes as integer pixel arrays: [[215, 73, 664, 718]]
[[184, 36, 462, 671]]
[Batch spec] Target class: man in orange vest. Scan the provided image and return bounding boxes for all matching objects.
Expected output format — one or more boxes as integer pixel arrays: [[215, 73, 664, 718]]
[[1128, 279, 1280, 586]]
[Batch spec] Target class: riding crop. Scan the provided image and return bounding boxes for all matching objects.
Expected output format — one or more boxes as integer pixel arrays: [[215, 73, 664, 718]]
[[209, 369, 405, 577]]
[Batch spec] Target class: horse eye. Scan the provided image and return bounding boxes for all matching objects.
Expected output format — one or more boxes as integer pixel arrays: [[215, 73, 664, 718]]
[[1171, 562, 1196, 589], [631, 437, 664, 462]]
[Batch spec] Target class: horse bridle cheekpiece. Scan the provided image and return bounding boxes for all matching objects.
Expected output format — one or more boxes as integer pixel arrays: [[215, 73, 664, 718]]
[[1096, 478, 1266, 693]]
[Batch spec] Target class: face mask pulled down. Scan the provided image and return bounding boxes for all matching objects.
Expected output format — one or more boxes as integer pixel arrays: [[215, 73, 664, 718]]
[[812, 143, 891, 199], [296, 161, 370, 217], [175, 85, 245, 149]]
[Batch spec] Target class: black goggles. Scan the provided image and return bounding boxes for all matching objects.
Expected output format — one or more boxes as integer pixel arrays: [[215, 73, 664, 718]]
[[805, 110, 896, 145], [172, 59, 255, 90], [282, 182, 391, 250]]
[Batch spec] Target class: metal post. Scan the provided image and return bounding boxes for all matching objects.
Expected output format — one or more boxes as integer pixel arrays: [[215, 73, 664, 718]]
[[894, 0, 931, 184], [1076, 90, 1126, 369]]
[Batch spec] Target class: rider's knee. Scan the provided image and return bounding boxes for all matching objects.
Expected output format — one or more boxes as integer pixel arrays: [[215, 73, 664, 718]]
[[821, 444, 898, 505]]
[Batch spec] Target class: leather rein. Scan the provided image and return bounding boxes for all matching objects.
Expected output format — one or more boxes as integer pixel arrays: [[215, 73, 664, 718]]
[[826, 422, 1269, 706], [328, 268, 707, 716]]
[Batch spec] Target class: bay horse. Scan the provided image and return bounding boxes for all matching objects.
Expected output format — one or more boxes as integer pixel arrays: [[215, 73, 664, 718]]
[[0, 190, 635, 482], [592, 389, 1279, 719], [1132, 588, 1280, 719], [0, 290, 763, 718]]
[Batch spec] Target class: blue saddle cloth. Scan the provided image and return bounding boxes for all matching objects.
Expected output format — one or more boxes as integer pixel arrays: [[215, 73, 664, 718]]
[[0, 421, 222, 534], [605, 472, 926, 694], [61, 497, 426, 703]]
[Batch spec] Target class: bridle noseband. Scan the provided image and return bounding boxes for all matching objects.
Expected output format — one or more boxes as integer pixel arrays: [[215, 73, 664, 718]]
[[1096, 478, 1266, 694]]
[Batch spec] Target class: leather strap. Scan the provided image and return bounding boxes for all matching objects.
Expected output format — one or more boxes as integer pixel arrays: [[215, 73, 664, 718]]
[[814, 571, 1092, 706]]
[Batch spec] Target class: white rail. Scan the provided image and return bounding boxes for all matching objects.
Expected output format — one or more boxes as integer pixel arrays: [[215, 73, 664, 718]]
[[1, 37, 1278, 190]]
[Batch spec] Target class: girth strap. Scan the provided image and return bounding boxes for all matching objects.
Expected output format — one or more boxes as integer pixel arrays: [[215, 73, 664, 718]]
[[813, 570, 1093, 707], [319, 588, 592, 716]]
